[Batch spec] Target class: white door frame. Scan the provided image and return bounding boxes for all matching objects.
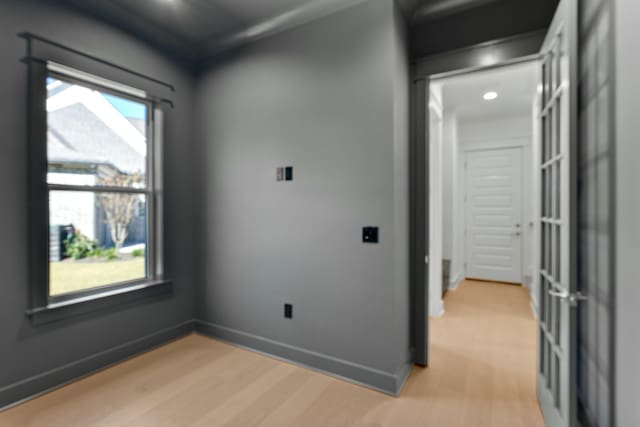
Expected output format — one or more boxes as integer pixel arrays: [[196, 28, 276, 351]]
[[428, 85, 444, 317], [428, 76, 538, 307]]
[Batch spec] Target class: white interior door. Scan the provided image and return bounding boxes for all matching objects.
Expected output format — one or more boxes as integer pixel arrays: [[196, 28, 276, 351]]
[[464, 147, 523, 283]]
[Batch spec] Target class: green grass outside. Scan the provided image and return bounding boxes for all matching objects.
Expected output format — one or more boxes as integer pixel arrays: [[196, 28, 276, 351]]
[[49, 258, 146, 296]]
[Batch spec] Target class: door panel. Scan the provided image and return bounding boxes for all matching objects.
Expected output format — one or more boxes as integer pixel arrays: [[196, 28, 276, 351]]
[[576, 0, 614, 425], [465, 148, 523, 284], [537, 1, 579, 426]]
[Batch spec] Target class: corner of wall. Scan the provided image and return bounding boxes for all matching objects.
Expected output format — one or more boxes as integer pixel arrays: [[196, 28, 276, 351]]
[[192, 0, 414, 398], [392, 0, 412, 375], [0, 321, 195, 410]]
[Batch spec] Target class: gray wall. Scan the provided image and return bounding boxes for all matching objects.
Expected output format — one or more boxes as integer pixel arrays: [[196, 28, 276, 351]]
[[0, 0, 196, 406], [413, 30, 546, 79], [0, 0, 413, 403], [409, 0, 558, 58], [392, 0, 411, 377], [615, 0, 640, 425], [194, 0, 411, 393]]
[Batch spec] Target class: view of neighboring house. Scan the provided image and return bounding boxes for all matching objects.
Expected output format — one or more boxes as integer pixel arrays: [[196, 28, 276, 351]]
[[47, 78, 147, 258]]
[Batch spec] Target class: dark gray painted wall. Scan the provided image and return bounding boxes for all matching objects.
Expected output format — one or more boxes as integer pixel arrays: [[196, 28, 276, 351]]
[[409, 0, 559, 59], [193, 0, 412, 392], [392, 0, 411, 375], [413, 30, 545, 78], [0, 0, 196, 406]]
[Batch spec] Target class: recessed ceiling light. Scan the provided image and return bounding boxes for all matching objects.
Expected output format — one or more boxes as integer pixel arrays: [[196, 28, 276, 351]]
[[483, 91, 498, 101]]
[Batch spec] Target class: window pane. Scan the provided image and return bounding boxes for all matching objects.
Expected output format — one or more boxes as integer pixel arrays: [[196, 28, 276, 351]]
[[49, 190, 148, 296], [46, 77, 147, 188]]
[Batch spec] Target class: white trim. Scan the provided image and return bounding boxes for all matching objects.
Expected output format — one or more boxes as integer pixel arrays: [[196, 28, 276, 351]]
[[530, 301, 539, 320], [429, 100, 444, 118], [448, 271, 464, 290], [430, 299, 445, 318], [428, 84, 445, 318], [460, 138, 530, 152]]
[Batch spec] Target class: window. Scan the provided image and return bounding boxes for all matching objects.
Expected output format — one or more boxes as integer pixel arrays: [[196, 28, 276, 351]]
[[35, 64, 165, 307]]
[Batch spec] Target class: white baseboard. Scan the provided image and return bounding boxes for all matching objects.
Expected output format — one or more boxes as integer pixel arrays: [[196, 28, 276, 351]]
[[430, 299, 445, 317], [448, 272, 464, 290], [530, 300, 539, 319]]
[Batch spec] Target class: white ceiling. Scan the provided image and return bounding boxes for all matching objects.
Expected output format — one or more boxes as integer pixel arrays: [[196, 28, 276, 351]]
[[436, 61, 539, 120]]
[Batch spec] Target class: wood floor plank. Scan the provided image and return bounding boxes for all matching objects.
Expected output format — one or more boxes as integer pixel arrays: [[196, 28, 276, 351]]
[[125, 345, 282, 427], [0, 280, 544, 427], [0, 336, 220, 427], [190, 363, 298, 427], [256, 374, 334, 427], [223, 369, 312, 427]]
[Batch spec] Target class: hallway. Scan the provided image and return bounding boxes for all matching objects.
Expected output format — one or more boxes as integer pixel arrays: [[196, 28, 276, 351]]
[[406, 280, 544, 426], [0, 281, 543, 427]]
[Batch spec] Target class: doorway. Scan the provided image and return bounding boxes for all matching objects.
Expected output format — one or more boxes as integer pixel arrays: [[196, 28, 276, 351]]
[[410, 2, 583, 426], [427, 60, 539, 317]]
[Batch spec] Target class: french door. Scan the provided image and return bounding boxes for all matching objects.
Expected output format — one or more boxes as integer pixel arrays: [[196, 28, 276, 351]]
[[537, 0, 579, 426]]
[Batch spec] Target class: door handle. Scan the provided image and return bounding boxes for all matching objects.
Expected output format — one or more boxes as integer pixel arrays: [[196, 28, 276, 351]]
[[548, 289, 588, 307], [513, 231, 521, 236]]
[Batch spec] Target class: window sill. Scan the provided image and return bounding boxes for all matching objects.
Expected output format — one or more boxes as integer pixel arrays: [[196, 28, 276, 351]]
[[26, 279, 172, 325]]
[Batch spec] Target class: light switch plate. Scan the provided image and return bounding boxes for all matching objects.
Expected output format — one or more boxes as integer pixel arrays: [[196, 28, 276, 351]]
[[363, 227, 379, 243]]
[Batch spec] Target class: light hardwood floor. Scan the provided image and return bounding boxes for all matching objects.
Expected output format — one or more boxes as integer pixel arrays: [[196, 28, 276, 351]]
[[0, 280, 544, 427]]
